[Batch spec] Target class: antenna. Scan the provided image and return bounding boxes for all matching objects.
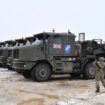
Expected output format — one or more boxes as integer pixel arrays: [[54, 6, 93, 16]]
[[52, 28, 55, 33], [68, 30, 71, 34]]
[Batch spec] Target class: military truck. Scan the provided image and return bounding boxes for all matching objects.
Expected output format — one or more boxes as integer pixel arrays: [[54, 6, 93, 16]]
[[0, 40, 15, 67], [12, 32, 105, 81], [7, 38, 27, 70], [12, 32, 78, 81], [0, 42, 5, 66]]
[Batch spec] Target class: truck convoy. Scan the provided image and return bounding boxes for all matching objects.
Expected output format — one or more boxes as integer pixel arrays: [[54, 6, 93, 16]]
[[0, 31, 105, 82]]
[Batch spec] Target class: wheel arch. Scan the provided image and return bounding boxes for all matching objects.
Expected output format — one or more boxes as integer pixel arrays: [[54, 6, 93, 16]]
[[31, 60, 53, 72]]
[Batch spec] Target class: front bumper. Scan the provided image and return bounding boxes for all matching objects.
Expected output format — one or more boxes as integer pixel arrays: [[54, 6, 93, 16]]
[[7, 58, 13, 68], [0, 56, 7, 66], [12, 59, 35, 71]]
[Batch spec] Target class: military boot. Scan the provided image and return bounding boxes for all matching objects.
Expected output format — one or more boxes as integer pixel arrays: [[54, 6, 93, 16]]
[[96, 87, 100, 92]]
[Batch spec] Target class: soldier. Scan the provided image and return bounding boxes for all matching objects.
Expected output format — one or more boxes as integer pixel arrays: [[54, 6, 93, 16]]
[[93, 57, 105, 92]]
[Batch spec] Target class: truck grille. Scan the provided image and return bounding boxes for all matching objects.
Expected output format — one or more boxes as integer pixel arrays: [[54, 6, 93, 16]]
[[13, 49, 19, 59], [0, 50, 3, 56], [8, 50, 12, 57]]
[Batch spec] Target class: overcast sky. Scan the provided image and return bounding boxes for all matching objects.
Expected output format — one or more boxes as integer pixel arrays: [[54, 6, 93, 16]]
[[0, 0, 105, 42]]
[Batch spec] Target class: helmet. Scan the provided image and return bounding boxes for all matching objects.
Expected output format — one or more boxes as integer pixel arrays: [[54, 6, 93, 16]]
[[99, 57, 105, 61]]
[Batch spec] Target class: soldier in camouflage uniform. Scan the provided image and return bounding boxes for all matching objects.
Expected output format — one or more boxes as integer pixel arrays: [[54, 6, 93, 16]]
[[93, 57, 105, 92]]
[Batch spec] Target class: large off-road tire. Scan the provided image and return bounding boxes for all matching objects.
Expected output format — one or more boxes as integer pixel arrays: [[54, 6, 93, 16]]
[[15, 69, 21, 74], [22, 71, 31, 78], [83, 63, 95, 79], [8, 66, 14, 71], [31, 63, 51, 82]]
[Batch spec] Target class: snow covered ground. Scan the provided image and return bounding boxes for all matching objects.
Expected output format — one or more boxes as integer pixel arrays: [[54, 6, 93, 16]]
[[0, 68, 105, 105]]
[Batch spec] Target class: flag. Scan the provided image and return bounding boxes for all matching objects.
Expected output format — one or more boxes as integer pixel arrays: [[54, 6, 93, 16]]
[[53, 44, 61, 49]]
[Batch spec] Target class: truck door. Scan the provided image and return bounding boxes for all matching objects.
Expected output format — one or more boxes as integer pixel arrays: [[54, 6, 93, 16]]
[[47, 35, 62, 72], [47, 34, 76, 73]]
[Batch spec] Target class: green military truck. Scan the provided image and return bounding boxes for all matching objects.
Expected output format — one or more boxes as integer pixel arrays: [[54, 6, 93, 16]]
[[7, 37, 36, 70], [0, 41, 15, 67], [7, 39, 27, 70], [0, 42, 5, 66], [12, 32, 78, 81], [12, 32, 105, 81]]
